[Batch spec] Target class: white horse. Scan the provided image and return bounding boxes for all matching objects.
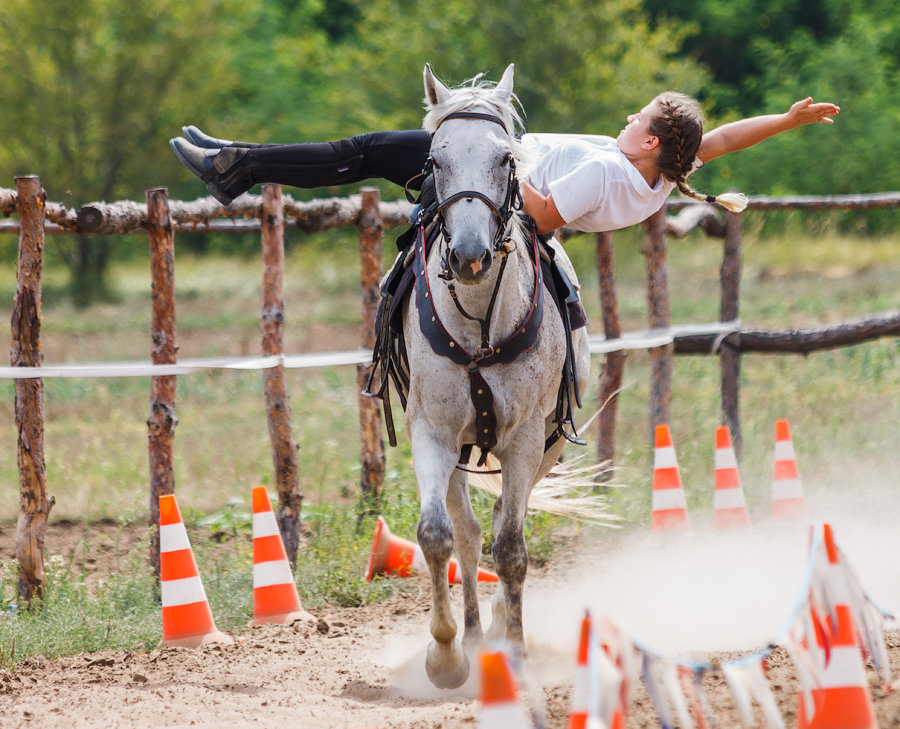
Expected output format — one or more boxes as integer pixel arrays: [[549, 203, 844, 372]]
[[402, 63, 591, 689]]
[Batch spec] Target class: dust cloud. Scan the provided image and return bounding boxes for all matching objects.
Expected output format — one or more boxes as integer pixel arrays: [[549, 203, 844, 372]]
[[367, 474, 898, 694], [524, 476, 900, 664]]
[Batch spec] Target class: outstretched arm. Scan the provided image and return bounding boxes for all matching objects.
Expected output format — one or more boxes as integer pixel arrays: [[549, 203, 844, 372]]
[[697, 97, 840, 164]]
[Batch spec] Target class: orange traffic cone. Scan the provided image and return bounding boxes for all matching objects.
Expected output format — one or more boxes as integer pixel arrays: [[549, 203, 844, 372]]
[[479, 649, 531, 728], [569, 610, 628, 729], [713, 426, 750, 529], [159, 494, 233, 647], [797, 524, 876, 729], [771, 419, 806, 518], [568, 611, 593, 729], [249, 486, 315, 626], [651, 425, 691, 532], [364, 516, 498, 584]]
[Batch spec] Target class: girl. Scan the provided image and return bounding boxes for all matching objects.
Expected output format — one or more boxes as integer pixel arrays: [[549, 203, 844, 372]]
[[170, 91, 839, 235]]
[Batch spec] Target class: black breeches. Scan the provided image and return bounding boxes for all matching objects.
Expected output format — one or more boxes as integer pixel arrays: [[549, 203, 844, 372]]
[[242, 130, 432, 191]]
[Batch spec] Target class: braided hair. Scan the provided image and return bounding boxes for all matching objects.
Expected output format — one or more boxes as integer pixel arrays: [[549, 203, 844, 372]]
[[649, 92, 747, 213]]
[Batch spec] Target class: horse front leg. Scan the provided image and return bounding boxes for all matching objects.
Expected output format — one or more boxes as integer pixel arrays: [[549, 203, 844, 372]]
[[412, 434, 470, 689], [446, 469, 483, 651]]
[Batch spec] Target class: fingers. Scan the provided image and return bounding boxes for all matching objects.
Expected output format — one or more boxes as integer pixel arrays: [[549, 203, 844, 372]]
[[793, 98, 840, 125], [812, 102, 840, 123]]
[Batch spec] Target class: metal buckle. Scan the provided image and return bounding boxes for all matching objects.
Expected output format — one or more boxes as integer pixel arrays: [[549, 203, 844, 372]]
[[474, 345, 495, 360]]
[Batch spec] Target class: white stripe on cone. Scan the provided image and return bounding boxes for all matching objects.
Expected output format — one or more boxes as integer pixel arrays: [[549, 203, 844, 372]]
[[714, 447, 738, 470], [774, 440, 796, 460], [253, 559, 296, 589], [252, 510, 281, 538], [714, 488, 747, 510], [161, 576, 208, 607], [815, 645, 870, 688], [159, 522, 191, 552], [651, 489, 687, 511], [772, 479, 804, 500], [654, 446, 678, 469]]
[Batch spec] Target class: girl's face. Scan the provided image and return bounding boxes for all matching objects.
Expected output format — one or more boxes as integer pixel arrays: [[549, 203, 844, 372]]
[[617, 101, 659, 157]]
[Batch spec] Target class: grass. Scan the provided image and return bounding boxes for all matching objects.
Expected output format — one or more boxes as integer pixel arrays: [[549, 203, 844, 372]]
[[0, 217, 898, 664]]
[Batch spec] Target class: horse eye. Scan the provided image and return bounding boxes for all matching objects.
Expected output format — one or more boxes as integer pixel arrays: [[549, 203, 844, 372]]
[[502, 153, 513, 166]]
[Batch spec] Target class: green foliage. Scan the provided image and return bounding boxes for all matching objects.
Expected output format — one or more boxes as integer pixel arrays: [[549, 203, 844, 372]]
[[0, 0, 252, 302], [323, 0, 707, 136]]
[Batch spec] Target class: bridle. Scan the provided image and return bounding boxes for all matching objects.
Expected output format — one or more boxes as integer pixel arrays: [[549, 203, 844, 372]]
[[424, 111, 528, 358], [429, 111, 524, 269]]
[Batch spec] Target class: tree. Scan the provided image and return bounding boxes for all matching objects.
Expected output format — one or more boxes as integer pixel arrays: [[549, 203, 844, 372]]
[[313, 0, 709, 140], [0, 0, 249, 304]]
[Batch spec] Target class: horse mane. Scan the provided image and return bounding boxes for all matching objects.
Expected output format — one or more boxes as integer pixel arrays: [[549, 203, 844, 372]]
[[422, 73, 535, 245]]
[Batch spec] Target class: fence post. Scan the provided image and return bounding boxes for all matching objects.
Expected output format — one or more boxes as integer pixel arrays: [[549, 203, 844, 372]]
[[357, 188, 385, 505], [720, 211, 743, 457], [643, 207, 672, 441], [12, 176, 54, 605], [595, 231, 626, 472], [146, 188, 177, 579], [260, 183, 303, 566]]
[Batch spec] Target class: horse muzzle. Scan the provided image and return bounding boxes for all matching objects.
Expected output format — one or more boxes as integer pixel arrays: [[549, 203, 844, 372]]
[[448, 239, 494, 284]]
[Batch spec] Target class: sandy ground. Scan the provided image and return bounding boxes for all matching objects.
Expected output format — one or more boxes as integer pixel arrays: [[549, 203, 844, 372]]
[[2, 519, 900, 729]]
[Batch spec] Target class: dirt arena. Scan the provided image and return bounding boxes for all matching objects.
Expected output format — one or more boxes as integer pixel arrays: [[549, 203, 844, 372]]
[[2, 513, 900, 728]]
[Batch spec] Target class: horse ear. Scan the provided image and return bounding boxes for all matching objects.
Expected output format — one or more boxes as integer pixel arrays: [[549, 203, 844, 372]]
[[423, 63, 451, 107], [494, 63, 515, 103]]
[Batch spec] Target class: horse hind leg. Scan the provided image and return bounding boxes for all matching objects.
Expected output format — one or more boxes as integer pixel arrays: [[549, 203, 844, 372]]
[[446, 469, 484, 651], [485, 496, 508, 642], [490, 449, 542, 651]]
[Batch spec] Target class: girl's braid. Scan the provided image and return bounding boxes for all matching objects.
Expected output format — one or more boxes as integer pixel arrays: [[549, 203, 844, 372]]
[[650, 92, 747, 213]]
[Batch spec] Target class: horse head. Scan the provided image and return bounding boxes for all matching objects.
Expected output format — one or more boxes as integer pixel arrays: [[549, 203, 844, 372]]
[[423, 63, 525, 285]]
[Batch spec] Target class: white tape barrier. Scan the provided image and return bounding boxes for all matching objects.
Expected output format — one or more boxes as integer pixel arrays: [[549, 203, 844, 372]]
[[587, 319, 740, 354], [0, 320, 740, 380], [0, 352, 371, 380]]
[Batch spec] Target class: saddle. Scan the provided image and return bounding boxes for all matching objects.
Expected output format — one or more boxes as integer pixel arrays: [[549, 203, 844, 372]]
[[363, 175, 587, 463]]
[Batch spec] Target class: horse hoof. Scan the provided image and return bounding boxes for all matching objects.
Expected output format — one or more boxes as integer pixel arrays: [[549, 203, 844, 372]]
[[425, 640, 470, 689]]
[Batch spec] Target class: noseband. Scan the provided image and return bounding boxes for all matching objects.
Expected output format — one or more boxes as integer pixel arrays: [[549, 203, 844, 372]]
[[430, 111, 523, 258]]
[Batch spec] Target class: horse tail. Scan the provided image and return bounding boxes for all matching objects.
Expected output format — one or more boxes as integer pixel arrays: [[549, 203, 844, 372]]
[[466, 453, 619, 525]]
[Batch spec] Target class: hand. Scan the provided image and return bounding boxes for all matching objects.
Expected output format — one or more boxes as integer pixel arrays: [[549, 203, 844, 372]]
[[786, 97, 840, 128]]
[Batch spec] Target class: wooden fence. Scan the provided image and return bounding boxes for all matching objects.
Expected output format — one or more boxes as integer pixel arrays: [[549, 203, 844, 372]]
[[3, 178, 899, 603]]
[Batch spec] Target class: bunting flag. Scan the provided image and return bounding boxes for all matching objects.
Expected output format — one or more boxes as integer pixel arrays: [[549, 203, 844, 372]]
[[840, 547, 892, 689], [784, 626, 823, 722], [660, 659, 694, 729], [678, 665, 713, 729], [642, 653, 677, 729], [722, 658, 786, 729], [594, 613, 638, 728]]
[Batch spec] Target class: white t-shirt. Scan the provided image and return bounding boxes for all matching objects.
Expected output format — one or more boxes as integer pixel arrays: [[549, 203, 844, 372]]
[[520, 133, 700, 233]]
